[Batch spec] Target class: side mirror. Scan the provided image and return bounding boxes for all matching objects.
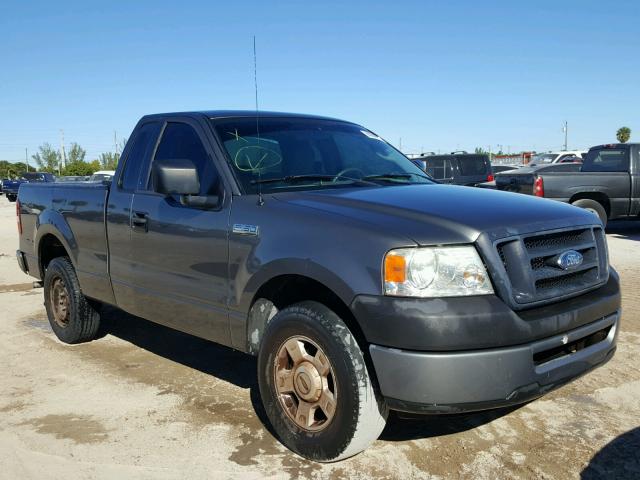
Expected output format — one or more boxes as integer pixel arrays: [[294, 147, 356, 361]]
[[153, 158, 200, 196], [412, 159, 427, 171]]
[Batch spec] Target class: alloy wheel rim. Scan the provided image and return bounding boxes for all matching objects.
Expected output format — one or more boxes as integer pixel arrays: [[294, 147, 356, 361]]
[[274, 335, 337, 432]]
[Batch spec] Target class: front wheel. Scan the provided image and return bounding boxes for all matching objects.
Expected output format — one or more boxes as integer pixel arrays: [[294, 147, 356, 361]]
[[7, 194, 16, 202], [257, 301, 388, 462]]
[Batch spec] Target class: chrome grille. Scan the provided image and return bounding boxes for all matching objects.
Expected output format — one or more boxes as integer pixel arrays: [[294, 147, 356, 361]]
[[495, 226, 608, 306]]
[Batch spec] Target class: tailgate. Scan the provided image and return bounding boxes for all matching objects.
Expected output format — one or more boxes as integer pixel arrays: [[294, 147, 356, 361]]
[[495, 173, 535, 195]]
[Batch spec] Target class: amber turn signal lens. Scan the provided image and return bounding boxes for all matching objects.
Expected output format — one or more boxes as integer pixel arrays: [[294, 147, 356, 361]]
[[384, 254, 406, 283]]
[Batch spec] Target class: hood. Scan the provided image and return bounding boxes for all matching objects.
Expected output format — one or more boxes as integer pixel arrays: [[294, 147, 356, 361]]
[[274, 184, 598, 245]]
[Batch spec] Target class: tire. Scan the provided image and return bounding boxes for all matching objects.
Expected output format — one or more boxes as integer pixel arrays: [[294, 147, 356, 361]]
[[572, 199, 607, 227], [257, 301, 388, 462], [43, 257, 101, 344], [7, 194, 16, 202]]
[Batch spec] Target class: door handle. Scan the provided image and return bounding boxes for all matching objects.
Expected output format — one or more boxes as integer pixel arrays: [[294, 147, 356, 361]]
[[131, 211, 149, 232]]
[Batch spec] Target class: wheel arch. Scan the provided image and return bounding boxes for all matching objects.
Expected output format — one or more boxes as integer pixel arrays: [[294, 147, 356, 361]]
[[569, 191, 611, 216], [34, 210, 78, 278], [246, 274, 366, 354]]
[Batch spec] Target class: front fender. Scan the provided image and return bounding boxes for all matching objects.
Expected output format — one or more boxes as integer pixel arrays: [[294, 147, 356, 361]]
[[238, 258, 357, 314]]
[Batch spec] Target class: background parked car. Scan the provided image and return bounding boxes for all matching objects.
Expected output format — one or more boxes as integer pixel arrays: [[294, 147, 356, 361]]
[[492, 164, 521, 174], [3, 172, 56, 202], [475, 164, 523, 189], [529, 150, 586, 166], [412, 152, 493, 186], [56, 175, 89, 182], [88, 170, 115, 183]]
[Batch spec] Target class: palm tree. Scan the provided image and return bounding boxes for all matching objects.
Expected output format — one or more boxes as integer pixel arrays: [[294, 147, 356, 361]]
[[616, 127, 631, 143]]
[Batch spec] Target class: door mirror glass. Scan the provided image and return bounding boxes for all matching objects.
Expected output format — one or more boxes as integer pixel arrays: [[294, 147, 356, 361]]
[[153, 158, 200, 195]]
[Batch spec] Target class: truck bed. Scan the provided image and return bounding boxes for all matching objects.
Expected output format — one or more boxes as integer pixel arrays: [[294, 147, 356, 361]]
[[18, 182, 113, 302], [495, 163, 582, 196]]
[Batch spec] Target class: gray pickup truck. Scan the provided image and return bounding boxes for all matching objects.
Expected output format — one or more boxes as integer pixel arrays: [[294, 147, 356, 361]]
[[16, 111, 620, 461], [496, 143, 640, 226]]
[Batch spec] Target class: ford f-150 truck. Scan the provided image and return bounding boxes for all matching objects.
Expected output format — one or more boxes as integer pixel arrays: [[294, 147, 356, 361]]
[[16, 111, 620, 462], [496, 143, 640, 226]]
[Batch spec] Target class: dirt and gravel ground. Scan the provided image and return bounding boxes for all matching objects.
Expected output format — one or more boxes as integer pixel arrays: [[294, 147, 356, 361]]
[[0, 197, 638, 480]]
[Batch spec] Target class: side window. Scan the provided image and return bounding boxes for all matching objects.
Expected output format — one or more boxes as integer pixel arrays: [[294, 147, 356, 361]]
[[120, 122, 160, 191], [152, 122, 219, 195], [425, 159, 444, 179]]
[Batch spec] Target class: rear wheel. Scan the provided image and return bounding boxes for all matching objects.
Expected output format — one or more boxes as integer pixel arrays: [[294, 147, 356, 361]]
[[572, 199, 607, 227], [43, 257, 101, 344], [257, 301, 388, 462], [7, 194, 16, 202]]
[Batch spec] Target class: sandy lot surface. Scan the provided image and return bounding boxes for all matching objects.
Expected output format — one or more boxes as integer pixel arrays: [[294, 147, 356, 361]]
[[0, 196, 638, 479]]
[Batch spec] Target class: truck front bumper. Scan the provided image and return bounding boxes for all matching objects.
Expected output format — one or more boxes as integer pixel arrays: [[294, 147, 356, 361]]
[[370, 311, 618, 413]]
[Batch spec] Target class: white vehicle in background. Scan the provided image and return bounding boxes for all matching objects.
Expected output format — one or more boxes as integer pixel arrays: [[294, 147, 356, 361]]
[[529, 150, 586, 166], [88, 170, 116, 183]]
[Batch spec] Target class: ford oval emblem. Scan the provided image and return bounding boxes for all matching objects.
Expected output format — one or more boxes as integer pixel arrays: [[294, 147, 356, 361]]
[[556, 250, 583, 270]]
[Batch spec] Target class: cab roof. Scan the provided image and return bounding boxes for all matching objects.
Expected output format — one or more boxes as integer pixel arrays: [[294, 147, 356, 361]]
[[140, 110, 351, 123]]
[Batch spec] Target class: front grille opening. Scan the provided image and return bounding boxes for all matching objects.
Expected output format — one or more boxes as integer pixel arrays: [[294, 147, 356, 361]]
[[534, 267, 598, 291], [533, 326, 611, 366], [524, 229, 590, 250], [497, 245, 507, 268]]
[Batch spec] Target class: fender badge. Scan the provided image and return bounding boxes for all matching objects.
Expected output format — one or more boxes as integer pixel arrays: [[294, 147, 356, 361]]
[[233, 224, 259, 236]]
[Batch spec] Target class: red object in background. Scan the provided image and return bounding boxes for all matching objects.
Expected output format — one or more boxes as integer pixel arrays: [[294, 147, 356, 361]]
[[487, 174, 495, 182]]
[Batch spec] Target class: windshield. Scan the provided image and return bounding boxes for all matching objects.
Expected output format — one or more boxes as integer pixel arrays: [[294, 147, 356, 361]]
[[212, 117, 432, 194], [531, 153, 558, 164]]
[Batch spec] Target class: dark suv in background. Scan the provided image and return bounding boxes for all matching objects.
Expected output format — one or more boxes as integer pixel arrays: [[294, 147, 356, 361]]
[[413, 152, 493, 186]]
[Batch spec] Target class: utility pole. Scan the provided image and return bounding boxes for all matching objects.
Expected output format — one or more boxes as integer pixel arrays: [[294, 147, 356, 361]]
[[398, 137, 402, 152], [60, 129, 67, 175], [563, 121, 568, 151], [25, 148, 30, 172]]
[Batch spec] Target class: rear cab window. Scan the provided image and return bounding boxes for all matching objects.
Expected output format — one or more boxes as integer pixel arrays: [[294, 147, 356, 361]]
[[423, 156, 454, 180], [581, 147, 630, 172], [457, 155, 490, 176]]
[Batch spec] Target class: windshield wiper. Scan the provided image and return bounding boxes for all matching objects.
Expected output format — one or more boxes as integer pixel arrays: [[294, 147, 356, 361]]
[[250, 174, 373, 186], [362, 172, 431, 182]]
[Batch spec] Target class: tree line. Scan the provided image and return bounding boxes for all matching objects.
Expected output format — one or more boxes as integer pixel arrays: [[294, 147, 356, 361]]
[[1, 140, 125, 179]]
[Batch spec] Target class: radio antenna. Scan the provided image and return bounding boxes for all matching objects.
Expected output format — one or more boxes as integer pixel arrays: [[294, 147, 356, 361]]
[[253, 35, 264, 206]]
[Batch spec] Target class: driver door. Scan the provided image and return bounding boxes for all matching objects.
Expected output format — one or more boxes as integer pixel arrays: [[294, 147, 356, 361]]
[[127, 119, 231, 345]]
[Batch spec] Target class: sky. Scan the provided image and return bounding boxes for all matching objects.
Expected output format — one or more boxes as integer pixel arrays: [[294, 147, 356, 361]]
[[1, 0, 638, 164]]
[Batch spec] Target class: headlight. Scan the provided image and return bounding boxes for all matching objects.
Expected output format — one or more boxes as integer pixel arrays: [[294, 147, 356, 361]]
[[384, 245, 494, 297]]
